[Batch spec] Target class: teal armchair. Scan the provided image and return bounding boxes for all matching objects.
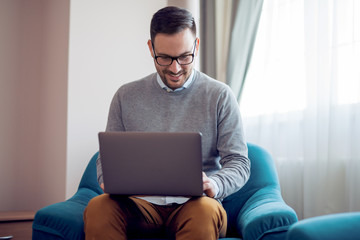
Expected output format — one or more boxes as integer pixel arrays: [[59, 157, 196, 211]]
[[286, 212, 360, 240], [32, 143, 297, 240]]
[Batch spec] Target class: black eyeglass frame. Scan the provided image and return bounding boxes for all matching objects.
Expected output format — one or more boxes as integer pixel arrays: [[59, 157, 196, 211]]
[[151, 39, 197, 66]]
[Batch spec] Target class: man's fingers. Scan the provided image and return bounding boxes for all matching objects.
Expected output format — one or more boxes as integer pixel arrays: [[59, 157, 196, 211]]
[[202, 172, 212, 190], [202, 172, 209, 182], [203, 182, 210, 190], [203, 183, 216, 198], [202, 172, 216, 198]]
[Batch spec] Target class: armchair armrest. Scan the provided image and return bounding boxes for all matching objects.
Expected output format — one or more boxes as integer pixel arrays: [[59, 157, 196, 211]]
[[236, 187, 298, 240], [286, 212, 360, 240], [33, 188, 100, 240]]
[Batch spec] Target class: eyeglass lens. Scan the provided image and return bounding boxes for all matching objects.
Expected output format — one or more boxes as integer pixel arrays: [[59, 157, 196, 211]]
[[156, 55, 194, 66]]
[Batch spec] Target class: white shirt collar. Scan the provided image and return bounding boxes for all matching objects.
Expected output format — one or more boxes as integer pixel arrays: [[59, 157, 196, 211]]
[[156, 70, 195, 92]]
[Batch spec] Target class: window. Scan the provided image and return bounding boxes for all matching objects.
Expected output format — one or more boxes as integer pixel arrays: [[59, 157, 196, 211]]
[[241, 0, 360, 117]]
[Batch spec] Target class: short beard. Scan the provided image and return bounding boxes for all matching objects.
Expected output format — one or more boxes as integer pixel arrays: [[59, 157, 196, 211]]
[[155, 61, 194, 90]]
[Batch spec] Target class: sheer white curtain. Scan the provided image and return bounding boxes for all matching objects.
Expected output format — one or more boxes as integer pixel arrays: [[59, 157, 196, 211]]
[[240, 0, 360, 219]]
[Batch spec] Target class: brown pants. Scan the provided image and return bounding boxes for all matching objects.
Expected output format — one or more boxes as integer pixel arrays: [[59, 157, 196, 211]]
[[83, 194, 227, 240]]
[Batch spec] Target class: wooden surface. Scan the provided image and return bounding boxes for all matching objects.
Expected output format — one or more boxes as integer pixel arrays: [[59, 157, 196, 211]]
[[0, 212, 35, 239], [0, 212, 35, 222], [0, 220, 33, 240]]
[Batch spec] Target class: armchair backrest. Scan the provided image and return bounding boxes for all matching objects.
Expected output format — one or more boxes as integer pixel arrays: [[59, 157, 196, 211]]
[[78, 152, 103, 195]]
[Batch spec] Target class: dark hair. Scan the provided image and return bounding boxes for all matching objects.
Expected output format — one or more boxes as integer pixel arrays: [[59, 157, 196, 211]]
[[150, 6, 196, 43]]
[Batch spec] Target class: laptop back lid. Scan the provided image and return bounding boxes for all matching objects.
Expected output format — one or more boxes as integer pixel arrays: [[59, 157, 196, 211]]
[[98, 131, 203, 197]]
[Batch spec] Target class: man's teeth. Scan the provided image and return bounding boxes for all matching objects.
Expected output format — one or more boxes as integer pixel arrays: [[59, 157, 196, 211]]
[[170, 73, 181, 77]]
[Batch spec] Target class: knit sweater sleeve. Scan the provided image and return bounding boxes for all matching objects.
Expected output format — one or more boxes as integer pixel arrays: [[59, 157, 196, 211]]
[[96, 88, 125, 185], [209, 85, 251, 200]]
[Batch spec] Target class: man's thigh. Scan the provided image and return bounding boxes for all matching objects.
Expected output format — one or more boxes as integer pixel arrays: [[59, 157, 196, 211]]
[[85, 194, 166, 238]]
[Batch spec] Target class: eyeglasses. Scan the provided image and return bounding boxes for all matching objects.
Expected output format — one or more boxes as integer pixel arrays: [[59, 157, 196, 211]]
[[152, 39, 197, 66]]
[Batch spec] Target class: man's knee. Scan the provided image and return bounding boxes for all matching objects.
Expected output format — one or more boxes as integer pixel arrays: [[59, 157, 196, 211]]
[[86, 194, 114, 214], [87, 194, 109, 207], [84, 194, 128, 239], [186, 197, 226, 218], [177, 197, 227, 227], [84, 194, 126, 227]]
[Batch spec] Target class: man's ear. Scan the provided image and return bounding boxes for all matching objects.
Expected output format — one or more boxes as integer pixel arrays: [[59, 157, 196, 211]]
[[147, 39, 154, 58], [195, 38, 200, 57]]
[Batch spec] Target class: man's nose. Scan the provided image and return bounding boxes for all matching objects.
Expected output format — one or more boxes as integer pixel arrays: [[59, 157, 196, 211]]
[[168, 59, 181, 73]]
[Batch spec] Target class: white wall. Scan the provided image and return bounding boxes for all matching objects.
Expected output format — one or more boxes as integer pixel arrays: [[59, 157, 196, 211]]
[[66, 0, 167, 198]]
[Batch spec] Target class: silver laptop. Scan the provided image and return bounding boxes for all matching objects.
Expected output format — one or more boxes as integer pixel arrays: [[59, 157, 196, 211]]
[[98, 131, 203, 197]]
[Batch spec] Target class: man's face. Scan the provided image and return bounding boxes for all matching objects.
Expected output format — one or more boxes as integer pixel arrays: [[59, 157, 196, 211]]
[[148, 29, 199, 90]]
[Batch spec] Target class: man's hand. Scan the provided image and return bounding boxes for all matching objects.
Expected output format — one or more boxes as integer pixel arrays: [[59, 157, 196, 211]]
[[100, 183, 105, 192], [202, 172, 216, 198]]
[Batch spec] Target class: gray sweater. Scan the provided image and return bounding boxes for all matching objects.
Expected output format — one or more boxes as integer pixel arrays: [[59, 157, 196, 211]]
[[97, 70, 250, 200]]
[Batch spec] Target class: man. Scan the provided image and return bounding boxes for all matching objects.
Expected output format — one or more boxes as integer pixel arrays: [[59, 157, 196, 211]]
[[84, 6, 250, 240]]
